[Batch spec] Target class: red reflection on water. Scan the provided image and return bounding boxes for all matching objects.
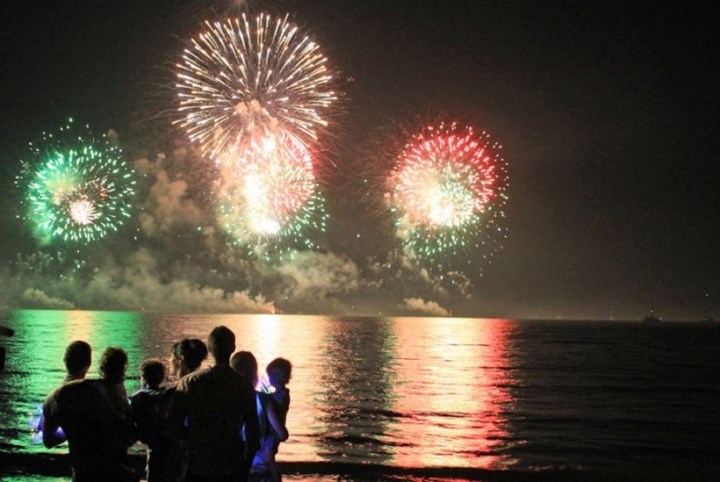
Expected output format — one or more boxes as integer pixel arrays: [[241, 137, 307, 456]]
[[390, 318, 516, 469], [225, 314, 329, 463]]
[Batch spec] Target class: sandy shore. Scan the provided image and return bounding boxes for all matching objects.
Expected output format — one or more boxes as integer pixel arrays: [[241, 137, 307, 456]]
[[2, 452, 719, 482]]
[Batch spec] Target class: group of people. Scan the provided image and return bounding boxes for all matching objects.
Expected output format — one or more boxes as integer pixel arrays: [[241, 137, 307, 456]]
[[41, 325, 292, 482]]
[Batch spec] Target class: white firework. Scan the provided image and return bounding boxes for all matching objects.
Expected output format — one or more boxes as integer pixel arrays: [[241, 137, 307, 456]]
[[176, 13, 337, 163]]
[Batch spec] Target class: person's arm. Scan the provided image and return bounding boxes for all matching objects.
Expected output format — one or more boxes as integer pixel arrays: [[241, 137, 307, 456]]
[[167, 381, 189, 440], [42, 397, 66, 448], [243, 387, 261, 466], [264, 397, 288, 441]]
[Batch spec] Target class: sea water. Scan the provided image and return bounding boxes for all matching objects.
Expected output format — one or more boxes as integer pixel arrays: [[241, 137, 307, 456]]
[[1, 311, 719, 481]]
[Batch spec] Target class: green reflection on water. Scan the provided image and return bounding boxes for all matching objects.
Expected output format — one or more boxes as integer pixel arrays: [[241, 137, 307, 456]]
[[79, 310, 145, 390], [2, 310, 146, 453]]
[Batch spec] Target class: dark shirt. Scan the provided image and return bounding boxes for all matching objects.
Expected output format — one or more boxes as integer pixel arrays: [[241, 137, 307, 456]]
[[270, 387, 290, 431], [131, 386, 177, 482], [43, 379, 138, 482], [131, 386, 171, 447], [266, 388, 290, 453], [172, 365, 260, 478]]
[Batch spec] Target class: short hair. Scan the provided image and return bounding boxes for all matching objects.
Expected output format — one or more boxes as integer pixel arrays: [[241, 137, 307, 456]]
[[64, 340, 91, 376], [267, 357, 292, 384], [230, 351, 258, 383], [140, 358, 166, 388], [99, 347, 128, 383], [172, 338, 208, 371], [208, 326, 235, 359]]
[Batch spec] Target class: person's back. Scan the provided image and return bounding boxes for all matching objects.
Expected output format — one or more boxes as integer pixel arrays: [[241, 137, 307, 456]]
[[178, 364, 257, 477], [131, 358, 172, 482], [263, 358, 292, 482], [173, 326, 259, 482], [43, 346, 138, 482], [38, 340, 92, 442], [164, 338, 208, 482], [43, 378, 137, 481], [231, 351, 289, 481], [266, 358, 291, 442], [131, 386, 169, 446]]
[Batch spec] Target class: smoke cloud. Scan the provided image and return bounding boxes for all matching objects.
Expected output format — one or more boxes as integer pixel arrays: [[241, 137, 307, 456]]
[[3, 139, 466, 316], [399, 297, 451, 316]]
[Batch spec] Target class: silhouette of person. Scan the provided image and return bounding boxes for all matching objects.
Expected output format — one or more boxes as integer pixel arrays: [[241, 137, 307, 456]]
[[230, 352, 288, 481], [63, 340, 92, 382], [165, 338, 208, 482], [131, 358, 172, 482], [43, 346, 139, 482], [36, 341, 92, 440], [171, 326, 259, 482], [263, 358, 292, 482]]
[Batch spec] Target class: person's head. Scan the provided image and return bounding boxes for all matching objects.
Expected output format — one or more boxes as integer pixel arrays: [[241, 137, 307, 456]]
[[208, 326, 235, 363], [230, 351, 258, 386], [266, 357, 292, 388], [140, 358, 166, 389], [99, 346, 128, 383], [63, 340, 91, 380], [171, 338, 208, 377]]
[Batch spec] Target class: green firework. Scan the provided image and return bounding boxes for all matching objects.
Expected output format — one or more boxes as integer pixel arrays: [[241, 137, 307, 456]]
[[17, 119, 136, 243]]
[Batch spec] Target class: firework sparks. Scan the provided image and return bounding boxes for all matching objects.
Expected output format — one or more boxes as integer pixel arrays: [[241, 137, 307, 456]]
[[17, 120, 136, 243], [216, 130, 328, 257], [176, 13, 337, 163], [388, 122, 509, 267]]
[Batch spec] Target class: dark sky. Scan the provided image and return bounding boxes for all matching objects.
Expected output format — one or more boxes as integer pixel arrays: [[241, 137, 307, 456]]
[[1, 0, 719, 319]]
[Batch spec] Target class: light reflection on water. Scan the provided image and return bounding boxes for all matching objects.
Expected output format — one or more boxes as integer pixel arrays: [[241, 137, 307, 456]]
[[7, 311, 720, 476], [391, 318, 516, 468], [0, 311, 517, 469]]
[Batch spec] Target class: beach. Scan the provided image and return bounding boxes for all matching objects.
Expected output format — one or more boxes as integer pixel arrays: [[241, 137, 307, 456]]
[[2, 312, 720, 481]]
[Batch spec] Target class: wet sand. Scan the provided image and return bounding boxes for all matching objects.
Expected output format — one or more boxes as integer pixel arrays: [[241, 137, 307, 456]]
[[2, 452, 720, 482]]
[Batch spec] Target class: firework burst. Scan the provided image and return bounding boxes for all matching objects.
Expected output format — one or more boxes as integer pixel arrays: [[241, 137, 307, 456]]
[[17, 120, 136, 243], [176, 13, 337, 163], [387, 121, 508, 268], [216, 130, 328, 257]]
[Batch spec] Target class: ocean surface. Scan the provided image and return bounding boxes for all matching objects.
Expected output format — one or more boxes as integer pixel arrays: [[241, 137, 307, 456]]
[[1, 311, 719, 481]]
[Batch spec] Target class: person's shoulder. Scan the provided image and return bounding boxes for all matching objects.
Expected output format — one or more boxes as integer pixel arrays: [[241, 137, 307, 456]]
[[46, 379, 99, 410], [43, 381, 67, 409], [130, 388, 153, 404], [57, 378, 97, 396], [161, 379, 178, 390], [272, 387, 289, 399], [134, 387, 165, 396], [176, 367, 211, 390], [209, 365, 251, 391], [161, 381, 178, 397]]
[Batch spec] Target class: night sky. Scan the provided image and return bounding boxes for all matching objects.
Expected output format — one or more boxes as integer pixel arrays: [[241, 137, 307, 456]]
[[1, 0, 719, 319]]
